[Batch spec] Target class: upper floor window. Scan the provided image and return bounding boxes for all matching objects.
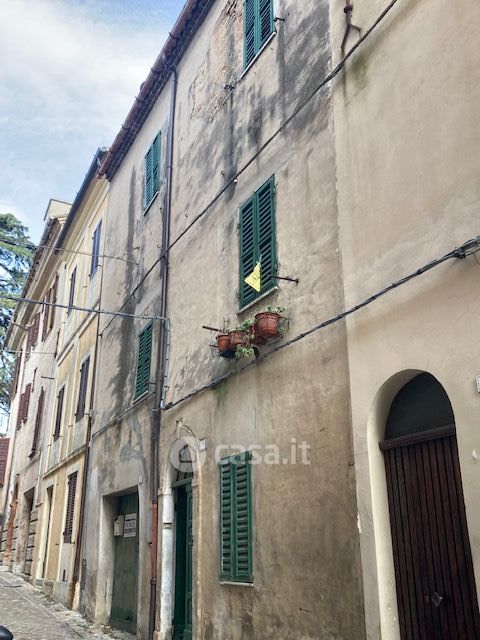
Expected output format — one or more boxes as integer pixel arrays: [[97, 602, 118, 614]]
[[135, 322, 153, 399], [68, 267, 77, 313], [244, 0, 274, 68], [90, 220, 102, 277], [239, 176, 277, 308], [53, 385, 65, 441], [75, 356, 90, 421], [144, 133, 161, 210]]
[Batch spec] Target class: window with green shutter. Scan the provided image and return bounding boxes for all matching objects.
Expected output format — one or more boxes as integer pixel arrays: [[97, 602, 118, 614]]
[[219, 451, 253, 583], [239, 176, 277, 308], [244, 0, 274, 68], [135, 322, 153, 399], [144, 133, 161, 209]]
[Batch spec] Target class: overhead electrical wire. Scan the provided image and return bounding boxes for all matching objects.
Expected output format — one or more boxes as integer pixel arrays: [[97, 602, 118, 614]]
[[95, 0, 402, 338], [0, 295, 167, 322], [162, 235, 480, 410]]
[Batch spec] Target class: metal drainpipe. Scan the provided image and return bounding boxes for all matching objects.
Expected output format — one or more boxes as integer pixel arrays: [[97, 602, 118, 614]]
[[68, 226, 106, 611], [148, 64, 178, 640]]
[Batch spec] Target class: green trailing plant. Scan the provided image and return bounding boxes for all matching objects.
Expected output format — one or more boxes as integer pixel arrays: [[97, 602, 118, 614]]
[[266, 305, 286, 314], [236, 318, 254, 332], [235, 344, 255, 359]]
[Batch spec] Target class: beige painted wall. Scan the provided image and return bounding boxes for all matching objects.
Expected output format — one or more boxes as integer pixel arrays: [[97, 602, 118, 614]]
[[330, 0, 480, 637]]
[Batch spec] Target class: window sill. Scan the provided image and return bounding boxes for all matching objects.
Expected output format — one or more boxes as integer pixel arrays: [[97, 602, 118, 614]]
[[220, 580, 254, 587], [144, 191, 159, 216], [237, 286, 278, 315], [239, 31, 277, 81]]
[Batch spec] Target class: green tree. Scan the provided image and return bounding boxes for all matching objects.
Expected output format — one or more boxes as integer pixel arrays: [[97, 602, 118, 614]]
[[0, 213, 35, 412]]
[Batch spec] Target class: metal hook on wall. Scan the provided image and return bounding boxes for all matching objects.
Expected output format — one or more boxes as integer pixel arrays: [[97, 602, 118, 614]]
[[341, 1, 361, 53]]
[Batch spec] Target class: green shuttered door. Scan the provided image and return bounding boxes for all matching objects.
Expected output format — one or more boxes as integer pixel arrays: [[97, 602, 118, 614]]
[[220, 452, 253, 582], [135, 323, 153, 398]]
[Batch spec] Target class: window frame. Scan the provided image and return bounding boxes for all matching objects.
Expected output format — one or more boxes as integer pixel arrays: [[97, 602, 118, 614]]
[[144, 133, 161, 211], [90, 220, 102, 277], [219, 450, 253, 584], [63, 471, 78, 543], [243, 0, 275, 69], [75, 356, 90, 422], [67, 266, 77, 314], [239, 175, 277, 309], [134, 322, 153, 400]]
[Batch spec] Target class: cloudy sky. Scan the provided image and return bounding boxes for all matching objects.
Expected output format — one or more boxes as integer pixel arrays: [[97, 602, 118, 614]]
[[0, 0, 184, 242]]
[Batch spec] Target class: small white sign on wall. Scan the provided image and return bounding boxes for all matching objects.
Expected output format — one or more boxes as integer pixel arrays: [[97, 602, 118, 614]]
[[124, 513, 137, 538]]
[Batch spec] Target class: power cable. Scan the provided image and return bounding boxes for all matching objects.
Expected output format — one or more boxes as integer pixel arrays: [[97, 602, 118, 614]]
[[92, 0, 401, 338], [163, 235, 480, 410], [0, 295, 167, 322]]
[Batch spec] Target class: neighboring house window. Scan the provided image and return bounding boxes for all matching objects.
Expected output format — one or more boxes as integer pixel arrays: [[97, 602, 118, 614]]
[[68, 267, 77, 313], [134, 322, 153, 399], [42, 289, 51, 341], [26, 313, 41, 356], [75, 357, 90, 421], [0, 438, 10, 485], [244, 0, 274, 68], [30, 387, 44, 457], [239, 176, 277, 308], [144, 133, 161, 209], [11, 352, 22, 398], [49, 275, 58, 330], [219, 451, 253, 583], [22, 383, 31, 424], [90, 220, 102, 276], [53, 386, 65, 440], [63, 471, 78, 543]]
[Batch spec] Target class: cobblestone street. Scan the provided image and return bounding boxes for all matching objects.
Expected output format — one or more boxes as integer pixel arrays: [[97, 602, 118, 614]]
[[0, 569, 135, 640]]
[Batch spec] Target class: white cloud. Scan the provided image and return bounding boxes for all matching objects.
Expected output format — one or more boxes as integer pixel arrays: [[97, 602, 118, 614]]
[[0, 0, 181, 241]]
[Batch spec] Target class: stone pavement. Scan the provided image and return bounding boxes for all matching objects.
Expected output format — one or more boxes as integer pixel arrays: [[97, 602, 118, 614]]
[[0, 568, 136, 640]]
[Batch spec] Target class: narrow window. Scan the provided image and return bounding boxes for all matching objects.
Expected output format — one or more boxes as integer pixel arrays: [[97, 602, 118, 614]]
[[239, 176, 277, 307], [134, 323, 153, 399], [53, 386, 65, 440], [30, 387, 44, 457], [219, 451, 253, 583], [68, 267, 77, 313], [144, 133, 161, 209], [75, 357, 90, 421], [63, 471, 78, 543], [244, 0, 274, 68], [49, 275, 58, 330], [42, 289, 51, 341], [11, 352, 22, 398], [90, 220, 102, 276], [22, 383, 32, 423], [0, 438, 10, 485]]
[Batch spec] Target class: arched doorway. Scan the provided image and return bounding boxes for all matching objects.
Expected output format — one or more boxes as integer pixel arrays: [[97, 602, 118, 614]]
[[380, 373, 480, 639], [172, 444, 193, 640]]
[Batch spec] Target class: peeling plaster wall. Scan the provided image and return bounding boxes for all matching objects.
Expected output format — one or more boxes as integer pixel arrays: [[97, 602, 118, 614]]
[[83, 1, 366, 639], [330, 0, 480, 638]]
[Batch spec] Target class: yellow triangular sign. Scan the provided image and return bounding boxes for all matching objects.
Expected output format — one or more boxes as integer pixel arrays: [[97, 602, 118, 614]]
[[244, 260, 261, 292]]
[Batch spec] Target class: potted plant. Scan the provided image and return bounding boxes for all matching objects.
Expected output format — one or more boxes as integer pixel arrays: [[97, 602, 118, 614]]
[[216, 333, 231, 353], [235, 344, 255, 359], [253, 306, 286, 343]]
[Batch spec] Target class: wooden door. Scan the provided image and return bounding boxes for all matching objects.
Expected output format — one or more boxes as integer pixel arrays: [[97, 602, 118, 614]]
[[382, 426, 480, 639]]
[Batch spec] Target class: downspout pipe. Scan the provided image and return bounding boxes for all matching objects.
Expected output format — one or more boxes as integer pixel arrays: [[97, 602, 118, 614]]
[[148, 63, 178, 640]]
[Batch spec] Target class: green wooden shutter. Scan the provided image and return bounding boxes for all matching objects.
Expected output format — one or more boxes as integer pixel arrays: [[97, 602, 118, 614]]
[[234, 454, 253, 581], [135, 322, 153, 398], [244, 0, 256, 67], [258, 0, 274, 49], [256, 176, 276, 295], [53, 386, 65, 440], [220, 461, 233, 579], [239, 196, 257, 307], [239, 176, 276, 307], [152, 134, 160, 195], [219, 452, 253, 582]]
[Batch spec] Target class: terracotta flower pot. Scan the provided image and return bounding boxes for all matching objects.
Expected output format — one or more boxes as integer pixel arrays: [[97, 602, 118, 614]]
[[216, 334, 231, 353], [254, 312, 281, 341], [228, 330, 249, 350]]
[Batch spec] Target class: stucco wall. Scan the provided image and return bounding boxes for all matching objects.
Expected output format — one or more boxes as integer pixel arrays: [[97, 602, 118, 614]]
[[330, 0, 480, 638]]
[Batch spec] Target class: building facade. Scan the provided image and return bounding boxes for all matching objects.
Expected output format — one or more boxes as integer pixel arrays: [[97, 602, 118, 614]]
[[1, 199, 70, 576]]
